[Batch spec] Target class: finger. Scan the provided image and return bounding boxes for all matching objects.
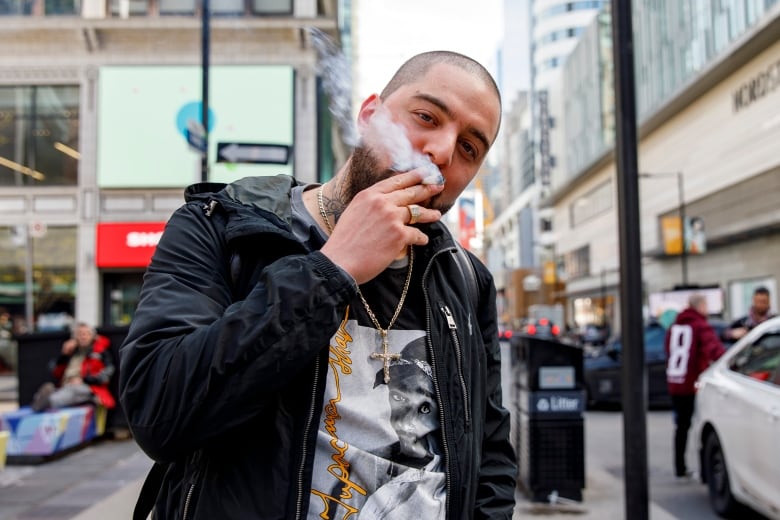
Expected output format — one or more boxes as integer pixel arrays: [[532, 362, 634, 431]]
[[374, 168, 444, 195], [404, 204, 440, 225], [406, 204, 421, 225]]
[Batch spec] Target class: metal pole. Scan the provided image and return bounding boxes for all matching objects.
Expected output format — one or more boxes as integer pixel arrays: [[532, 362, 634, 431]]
[[678, 172, 688, 287], [24, 228, 34, 331], [610, 1, 649, 518], [200, 0, 210, 182]]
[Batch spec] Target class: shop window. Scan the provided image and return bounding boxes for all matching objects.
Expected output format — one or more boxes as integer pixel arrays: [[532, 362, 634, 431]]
[[251, 0, 290, 15], [103, 272, 144, 326], [0, 0, 34, 15], [0, 86, 80, 187], [0, 225, 77, 333], [45, 0, 79, 14], [159, 0, 195, 14], [213, 0, 243, 16], [109, 0, 147, 16]]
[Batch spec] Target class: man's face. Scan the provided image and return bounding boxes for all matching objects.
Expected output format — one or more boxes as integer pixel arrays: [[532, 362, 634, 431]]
[[753, 293, 770, 316], [348, 63, 501, 214], [74, 326, 94, 347]]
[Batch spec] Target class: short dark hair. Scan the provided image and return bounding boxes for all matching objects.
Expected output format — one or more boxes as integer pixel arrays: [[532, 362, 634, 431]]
[[754, 286, 770, 297], [380, 51, 502, 134]]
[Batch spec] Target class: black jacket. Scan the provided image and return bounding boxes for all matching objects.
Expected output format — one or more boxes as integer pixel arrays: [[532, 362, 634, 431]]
[[119, 175, 516, 519]]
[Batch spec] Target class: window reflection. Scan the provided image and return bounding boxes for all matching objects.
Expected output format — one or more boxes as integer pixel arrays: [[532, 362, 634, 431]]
[[730, 332, 780, 385], [0, 86, 80, 186], [0, 225, 76, 333]]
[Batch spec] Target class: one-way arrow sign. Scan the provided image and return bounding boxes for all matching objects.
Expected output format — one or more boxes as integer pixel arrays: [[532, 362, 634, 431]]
[[217, 142, 291, 164]]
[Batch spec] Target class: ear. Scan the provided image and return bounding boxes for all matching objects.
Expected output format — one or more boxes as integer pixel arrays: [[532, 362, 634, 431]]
[[357, 94, 381, 133]]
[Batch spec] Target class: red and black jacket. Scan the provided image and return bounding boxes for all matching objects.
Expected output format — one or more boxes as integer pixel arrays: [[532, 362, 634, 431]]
[[52, 334, 116, 409]]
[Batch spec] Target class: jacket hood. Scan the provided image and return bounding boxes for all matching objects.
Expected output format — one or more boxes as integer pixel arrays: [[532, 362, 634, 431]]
[[184, 175, 299, 216], [184, 175, 301, 243]]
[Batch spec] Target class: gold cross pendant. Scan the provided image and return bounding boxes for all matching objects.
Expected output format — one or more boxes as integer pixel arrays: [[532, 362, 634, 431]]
[[370, 330, 401, 383]]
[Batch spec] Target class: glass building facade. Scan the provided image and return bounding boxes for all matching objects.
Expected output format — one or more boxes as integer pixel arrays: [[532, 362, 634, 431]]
[[633, 0, 779, 118], [0, 86, 80, 187], [562, 0, 779, 182]]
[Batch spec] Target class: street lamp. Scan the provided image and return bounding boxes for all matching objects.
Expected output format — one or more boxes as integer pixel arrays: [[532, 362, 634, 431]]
[[638, 171, 687, 287]]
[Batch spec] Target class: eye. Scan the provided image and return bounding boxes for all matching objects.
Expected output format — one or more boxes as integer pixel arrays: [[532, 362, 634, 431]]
[[418, 403, 431, 414], [415, 112, 435, 125], [460, 140, 478, 160]]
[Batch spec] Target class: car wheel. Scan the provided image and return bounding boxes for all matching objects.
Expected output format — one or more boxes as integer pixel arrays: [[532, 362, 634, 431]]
[[703, 432, 740, 517]]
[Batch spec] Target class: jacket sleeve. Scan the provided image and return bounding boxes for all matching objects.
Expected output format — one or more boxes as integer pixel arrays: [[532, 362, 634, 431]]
[[471, 259, 518, 519], [83, 335, 115, 386], [118, 203, 357, 462], [700, 323, 726, 365]]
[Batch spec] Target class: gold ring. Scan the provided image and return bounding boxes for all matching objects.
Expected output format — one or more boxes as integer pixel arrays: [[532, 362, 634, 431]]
[[408, 204, 421, 225]]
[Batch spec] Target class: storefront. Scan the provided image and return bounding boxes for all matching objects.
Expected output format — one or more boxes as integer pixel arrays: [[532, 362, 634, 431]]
[[95, 222, 165, 327]]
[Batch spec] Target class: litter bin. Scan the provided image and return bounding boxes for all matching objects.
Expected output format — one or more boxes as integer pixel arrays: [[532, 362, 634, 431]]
[[512, 335, 585, 502]]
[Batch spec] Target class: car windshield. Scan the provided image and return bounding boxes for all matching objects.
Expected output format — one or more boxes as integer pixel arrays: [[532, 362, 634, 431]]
[[729, 331, 780, 383]]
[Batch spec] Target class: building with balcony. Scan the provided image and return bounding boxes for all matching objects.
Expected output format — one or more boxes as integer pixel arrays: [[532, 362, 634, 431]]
[[0, 0, 344, 334]]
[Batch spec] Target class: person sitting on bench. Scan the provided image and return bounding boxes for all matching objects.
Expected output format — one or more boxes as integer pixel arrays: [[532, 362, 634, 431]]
[[31, 322, 116, 412]]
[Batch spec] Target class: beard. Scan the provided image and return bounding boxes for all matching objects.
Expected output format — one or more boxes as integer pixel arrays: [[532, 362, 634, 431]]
[[345, 145, 453, 215]]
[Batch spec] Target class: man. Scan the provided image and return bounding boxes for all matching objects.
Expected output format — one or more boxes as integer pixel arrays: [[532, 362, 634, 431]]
[[32, 322, 116, 412], [664, 294, 725, 478], [723, 286, 776, 342], [120, 51, 517, 519]]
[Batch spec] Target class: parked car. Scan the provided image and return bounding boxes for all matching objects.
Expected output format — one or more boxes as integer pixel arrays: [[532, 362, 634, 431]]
[[583, 321, 670, 408], [690, 315, 780, 520], [498, 325, 514, 341], [580, 323, 611, 347], [583, 318, 733, 408], [521, 317, 561, 339]]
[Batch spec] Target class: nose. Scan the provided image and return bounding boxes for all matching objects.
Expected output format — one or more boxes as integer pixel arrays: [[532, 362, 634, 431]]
[[422, 128, 456, 169]]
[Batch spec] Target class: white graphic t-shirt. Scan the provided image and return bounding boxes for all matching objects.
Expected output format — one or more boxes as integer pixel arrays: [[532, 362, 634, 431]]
[[290, 186, 446, 519], [307, 318, 446, 519]]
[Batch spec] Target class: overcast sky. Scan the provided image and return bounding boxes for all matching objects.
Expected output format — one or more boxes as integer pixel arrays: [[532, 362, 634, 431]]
[[353, 0, 504, 102]]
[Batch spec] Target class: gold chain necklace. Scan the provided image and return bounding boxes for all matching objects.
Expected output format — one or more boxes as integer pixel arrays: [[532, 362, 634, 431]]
[[317, 185, 414, 383]]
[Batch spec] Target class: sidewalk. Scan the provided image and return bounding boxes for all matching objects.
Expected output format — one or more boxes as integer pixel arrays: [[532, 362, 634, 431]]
[[0, 374, 18, 414], [513, 465, 680, 519], [0, 374, 153, 520], [0, 372, 660, 519]]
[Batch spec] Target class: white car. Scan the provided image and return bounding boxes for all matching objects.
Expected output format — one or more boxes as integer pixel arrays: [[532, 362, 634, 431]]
[[690, 315, 780, 519]]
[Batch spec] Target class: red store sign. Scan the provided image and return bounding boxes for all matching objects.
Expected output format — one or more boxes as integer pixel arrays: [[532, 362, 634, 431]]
[[96, 222, 166, 268]]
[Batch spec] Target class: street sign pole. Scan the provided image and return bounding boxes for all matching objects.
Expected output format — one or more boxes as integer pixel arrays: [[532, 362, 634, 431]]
[[201, 0, 210, 182], [24, 226, 34, 331], [610, 1, 649, 519]]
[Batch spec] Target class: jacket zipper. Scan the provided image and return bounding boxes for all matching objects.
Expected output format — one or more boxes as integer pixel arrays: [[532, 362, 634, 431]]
[[182, 482, 195, 520], [203, 200, 217, 217], [295, 355, 321, 519], [182, 459, 201, 520], [440, 304, 471, 429], [422, 247, 460, 519]]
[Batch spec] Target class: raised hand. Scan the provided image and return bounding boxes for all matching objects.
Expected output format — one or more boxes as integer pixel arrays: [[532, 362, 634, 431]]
[[320, 169, 443, 284]]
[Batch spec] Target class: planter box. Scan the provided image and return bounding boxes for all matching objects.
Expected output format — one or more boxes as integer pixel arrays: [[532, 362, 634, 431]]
[[0, 405, 106, 461]]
